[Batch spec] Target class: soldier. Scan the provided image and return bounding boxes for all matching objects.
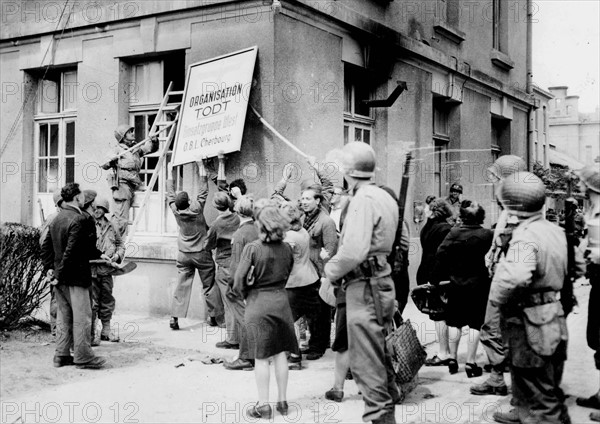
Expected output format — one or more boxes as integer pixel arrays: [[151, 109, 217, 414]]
[[324, 142, 399, 424], [445, 183, 462, 225], [488, 172, 570, 424], [472, 155, 527, 397], [574, 165, 600, 423], [102, 124, 158, 236], [91, 196, 125, 345]]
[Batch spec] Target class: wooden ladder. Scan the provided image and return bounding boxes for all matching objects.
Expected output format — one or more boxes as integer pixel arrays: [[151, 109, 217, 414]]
[[123, 82, 183, 256]]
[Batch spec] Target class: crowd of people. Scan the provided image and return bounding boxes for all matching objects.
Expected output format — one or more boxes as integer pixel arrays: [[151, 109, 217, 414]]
[[39, 123, 600, 424]]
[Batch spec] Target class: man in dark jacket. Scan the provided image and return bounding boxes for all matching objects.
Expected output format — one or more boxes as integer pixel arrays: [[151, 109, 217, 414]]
[[41, 183, 107, 369]]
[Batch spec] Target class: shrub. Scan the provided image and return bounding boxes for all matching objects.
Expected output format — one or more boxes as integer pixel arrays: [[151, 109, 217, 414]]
[[0, 223, 49, 330]]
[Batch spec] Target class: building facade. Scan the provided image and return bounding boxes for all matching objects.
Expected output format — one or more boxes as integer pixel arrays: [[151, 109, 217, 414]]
[[1, 0, 533, 317], [532, 84, 552, 168], [548, 86, 600, 166]]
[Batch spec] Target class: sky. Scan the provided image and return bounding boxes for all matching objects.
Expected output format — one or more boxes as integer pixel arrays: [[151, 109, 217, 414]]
[[533, 0, 600, 112]]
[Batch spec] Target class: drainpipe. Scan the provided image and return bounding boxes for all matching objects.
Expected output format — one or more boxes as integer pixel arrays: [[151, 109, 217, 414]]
[[526, 0, 534, 170]]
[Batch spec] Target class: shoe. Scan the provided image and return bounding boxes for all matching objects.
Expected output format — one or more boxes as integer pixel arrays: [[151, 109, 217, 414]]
[[53, 355, 74, 368], [448, 359, 458, 375], [493, 409, 520, 424], [577, 395, 600, 410], [208, 317, 218, 327], [246, 402, 273, 419], [425, 355, 451, 366], [306, 351, 324, 361], [170, 317, 179, 330], [100, 332, 120, 343], [470, 381, 509, 396], [276, 401, 288, 416], [325, 388, 344, 402], [75, 356, 107, 370], [215, 341, 239, 349], [223, 358, 254, 370], [346, 369, 354, 380], [465, 363, 483, 378], [301, 346, 312, 354], [591, 411, 600, 422]]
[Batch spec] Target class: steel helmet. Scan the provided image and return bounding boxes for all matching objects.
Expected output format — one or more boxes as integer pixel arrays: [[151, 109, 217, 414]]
[[341, 142, 376, 179], [575, 165, 600, 194], [487, 155, 527, 181], [95, 197, 110, 213], [114, 124, 134, 143], [52, 189, 63, 206], [498, 171, 546, 217]]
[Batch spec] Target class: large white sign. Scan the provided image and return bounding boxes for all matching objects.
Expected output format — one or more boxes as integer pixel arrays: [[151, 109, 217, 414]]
[[171, 46, 257, 165]]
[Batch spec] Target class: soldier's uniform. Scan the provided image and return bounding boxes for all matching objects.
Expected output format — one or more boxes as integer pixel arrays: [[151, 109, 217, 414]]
[[91, 200, 125, 342], [102, 125, 158, 236], [324, 142, 399, 424], [489, 172, 570, 424]]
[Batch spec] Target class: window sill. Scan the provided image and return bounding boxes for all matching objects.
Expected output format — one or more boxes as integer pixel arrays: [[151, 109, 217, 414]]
[[127, 234, 179, 261], [433, 23, 465, 45], [490, 50, 514, 71]]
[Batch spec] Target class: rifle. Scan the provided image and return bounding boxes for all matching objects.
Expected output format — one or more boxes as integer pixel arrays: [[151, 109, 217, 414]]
[[38, 198, 46, 224], [562, 174, 579, 317], [390, 151, 413, 268]]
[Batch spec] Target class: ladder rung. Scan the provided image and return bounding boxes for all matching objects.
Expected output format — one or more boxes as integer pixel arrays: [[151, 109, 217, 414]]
[[154, 121, 173, 126], [168, 90, 184, 96]]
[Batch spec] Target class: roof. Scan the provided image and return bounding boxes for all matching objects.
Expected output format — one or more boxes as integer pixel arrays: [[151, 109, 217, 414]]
[[548, 149, 585, 169]]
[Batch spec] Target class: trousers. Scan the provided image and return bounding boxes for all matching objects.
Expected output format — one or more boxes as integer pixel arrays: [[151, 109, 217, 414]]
[[587, 274, 600, 369], [307, 296, 332, 353], [172, 250, 222, 320], [346, 277, 398, 422], [111, 182, 135, 237], [504, 318, 570, 424], [480, 299, 507, 372], [91, 274, 115, 325], [215, 265, 245, 344], [54, 285, 96, 364]]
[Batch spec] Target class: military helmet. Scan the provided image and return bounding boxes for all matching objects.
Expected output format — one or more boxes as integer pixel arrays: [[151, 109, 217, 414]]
[[341, 142, 376, 179], [498, 171, 547, 217], [575, 165, 600, 194], [52, 189, 63, 206], [114, 124, 134, 143], [487, 155, 527, 181], [95, 197, 110, 213]]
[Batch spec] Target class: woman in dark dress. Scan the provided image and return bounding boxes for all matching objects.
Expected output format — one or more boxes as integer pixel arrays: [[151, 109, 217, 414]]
[[233, 205, 299, 420], [417, 198, 454, 366], [432, 200, 493, 376]]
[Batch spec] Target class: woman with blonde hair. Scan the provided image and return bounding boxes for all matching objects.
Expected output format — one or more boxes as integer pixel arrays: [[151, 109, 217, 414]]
[[233, 204, 299, 419], [280, 201, 320, 368]]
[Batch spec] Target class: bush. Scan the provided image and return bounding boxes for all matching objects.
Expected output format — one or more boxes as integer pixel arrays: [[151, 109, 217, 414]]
[[0, 223, 50, 330]]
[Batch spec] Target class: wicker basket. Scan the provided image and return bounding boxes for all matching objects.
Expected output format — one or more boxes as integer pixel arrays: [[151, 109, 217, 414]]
[[386, 319, 426, 384]]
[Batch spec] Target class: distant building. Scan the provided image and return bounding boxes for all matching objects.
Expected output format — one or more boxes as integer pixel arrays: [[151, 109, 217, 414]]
[[1, 0, 533, 317], [532, 85, 553, 168], [548, 86, 600, 166]]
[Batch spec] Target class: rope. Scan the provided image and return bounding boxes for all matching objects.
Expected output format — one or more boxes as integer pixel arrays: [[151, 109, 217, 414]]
[[0, 0, 72, 159], [249, 105, 309, 159]]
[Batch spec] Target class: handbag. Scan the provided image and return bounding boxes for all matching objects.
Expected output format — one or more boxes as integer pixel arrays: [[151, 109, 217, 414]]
[[385, 315, 427, 384], [411, 282, 448, 321]]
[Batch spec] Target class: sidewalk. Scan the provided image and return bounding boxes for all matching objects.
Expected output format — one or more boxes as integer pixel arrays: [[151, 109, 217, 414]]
[[0, 285, 596, 423]]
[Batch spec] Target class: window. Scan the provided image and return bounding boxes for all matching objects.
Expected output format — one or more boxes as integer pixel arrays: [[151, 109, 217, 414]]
[[491, 116, 510, 156], [492, 0, 507, 53], [432, 97, 451, 197], [437, 0, 460, 27], [33, 68, 77, 225], [124, 51, 185, 235], [566, 105, 572, 115], [343, 65, 374, 144]]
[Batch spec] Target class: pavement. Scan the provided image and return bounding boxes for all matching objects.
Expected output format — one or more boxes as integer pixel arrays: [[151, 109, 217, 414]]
[[1, 283, 598, 423]]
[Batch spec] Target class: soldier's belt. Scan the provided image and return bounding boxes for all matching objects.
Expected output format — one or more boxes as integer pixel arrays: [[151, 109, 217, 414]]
[[345, 255, 389, 282]]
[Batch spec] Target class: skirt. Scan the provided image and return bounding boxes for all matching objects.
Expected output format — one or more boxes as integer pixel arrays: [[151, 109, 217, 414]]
[[245, 288, 299, 359]]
